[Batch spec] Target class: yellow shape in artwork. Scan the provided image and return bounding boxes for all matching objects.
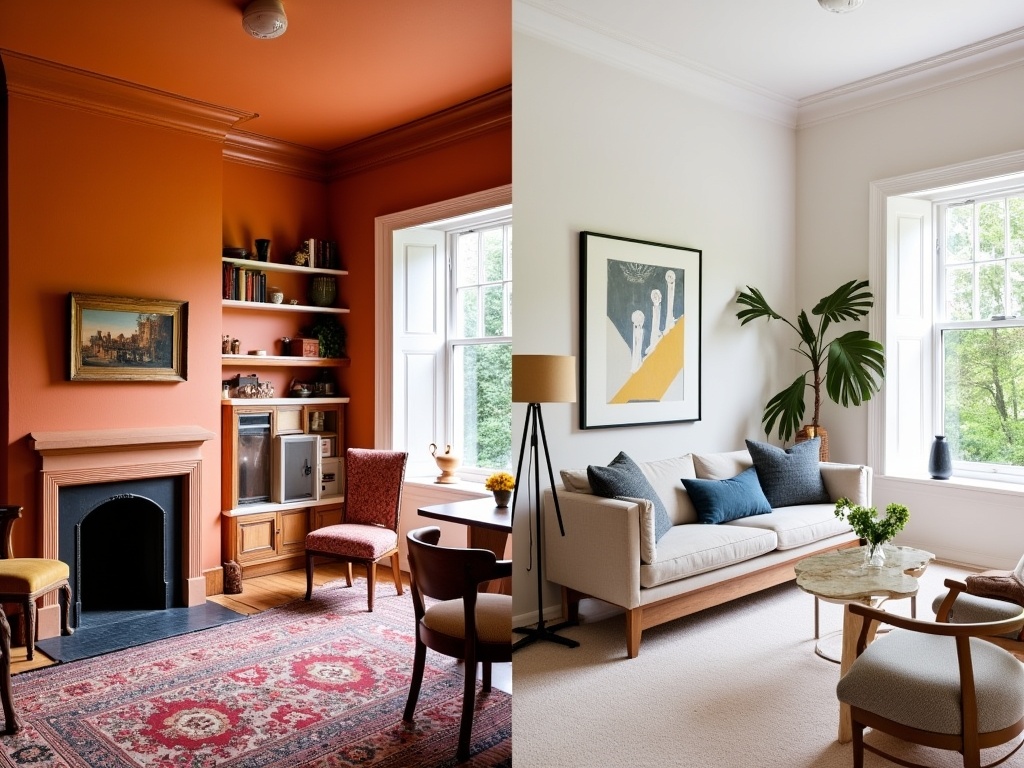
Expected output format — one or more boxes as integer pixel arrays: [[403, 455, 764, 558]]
[[610, 319, 684, 404]]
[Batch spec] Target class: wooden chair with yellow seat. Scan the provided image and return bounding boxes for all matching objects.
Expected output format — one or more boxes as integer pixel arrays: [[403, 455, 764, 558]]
[[0, 506, 74, 660]]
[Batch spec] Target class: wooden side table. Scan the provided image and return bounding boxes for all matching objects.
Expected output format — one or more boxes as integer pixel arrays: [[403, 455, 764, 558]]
[[795, 544, 934, 744], [417, 498, 513, 594]]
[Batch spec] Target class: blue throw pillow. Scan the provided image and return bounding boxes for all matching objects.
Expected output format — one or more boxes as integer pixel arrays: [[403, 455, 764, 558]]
[[681, 467, 772, 525], [745, 438, 830, 508], [587, 452, 673, 542]]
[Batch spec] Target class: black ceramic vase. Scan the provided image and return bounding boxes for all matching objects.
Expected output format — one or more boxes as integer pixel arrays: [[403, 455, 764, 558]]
[[928, 435, 952, 479]]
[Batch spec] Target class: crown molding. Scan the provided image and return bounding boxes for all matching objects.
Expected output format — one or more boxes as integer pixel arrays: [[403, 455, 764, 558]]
[[223, 131, 329, 182], [513, 1, 798, 127], [514, 1, 1024, 131], [326, 85, 511, 180], [797, 27, 1024, 128], [0, 50, 255, 140]]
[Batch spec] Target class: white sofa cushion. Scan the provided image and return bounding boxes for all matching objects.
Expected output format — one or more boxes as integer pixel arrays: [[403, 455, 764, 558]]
[[640, 523, 778, 589], [560, 468, 592, 493], [638, 454, 698, 525], [693, 450, 753, 480], [820, 462, 870, 504], [726, 503, 853, 550]]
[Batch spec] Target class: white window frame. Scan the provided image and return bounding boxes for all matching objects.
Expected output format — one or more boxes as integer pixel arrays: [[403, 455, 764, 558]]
[[446, 219, 514, 479], [372, 185, 512, 478], [933, 192, 1024, 481], [868, 151, 1024, 484]]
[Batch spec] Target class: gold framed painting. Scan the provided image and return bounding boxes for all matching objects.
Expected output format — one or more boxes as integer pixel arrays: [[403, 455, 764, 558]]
[[69, 293, 188, 382]]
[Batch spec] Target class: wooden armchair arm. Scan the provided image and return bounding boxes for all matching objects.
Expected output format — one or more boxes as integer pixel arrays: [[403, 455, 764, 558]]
[[934, 577, 969, 623], [491, 560, 512, 581], [848, 600, 1024, 656], [0, 507, 22, 559]]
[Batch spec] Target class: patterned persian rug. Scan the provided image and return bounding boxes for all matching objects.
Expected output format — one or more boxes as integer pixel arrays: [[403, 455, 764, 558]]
[[0, 580, 511, 767]]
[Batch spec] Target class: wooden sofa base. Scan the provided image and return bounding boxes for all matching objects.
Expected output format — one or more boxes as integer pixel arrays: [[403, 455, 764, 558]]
[[562, 538, 860, 658]]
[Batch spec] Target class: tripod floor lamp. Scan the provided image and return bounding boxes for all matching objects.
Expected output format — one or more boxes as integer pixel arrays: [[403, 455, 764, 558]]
[[511, 354, 579, 651]]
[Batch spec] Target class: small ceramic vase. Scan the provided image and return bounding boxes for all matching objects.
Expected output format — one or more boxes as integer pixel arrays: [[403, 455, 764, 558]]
[[493, 490, 512, 508], [429, 443, 461, 484], [928, 435, 952, 479], [268, 286, 284, 304]]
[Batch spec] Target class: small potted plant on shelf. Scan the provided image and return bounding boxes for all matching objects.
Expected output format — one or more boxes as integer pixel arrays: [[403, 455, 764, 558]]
[[485, 471, 515, 508], [834, 497, 910, 567]]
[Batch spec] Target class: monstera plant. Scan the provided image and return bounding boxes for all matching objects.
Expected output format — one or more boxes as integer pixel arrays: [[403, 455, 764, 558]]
[[735, 279, 885, 445]]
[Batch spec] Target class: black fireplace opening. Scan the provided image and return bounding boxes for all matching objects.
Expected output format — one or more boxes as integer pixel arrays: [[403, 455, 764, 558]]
[[58, 477, 183, 628]]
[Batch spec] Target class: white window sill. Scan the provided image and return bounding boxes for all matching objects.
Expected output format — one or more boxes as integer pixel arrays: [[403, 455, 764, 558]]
[[405, 475, 489, 497], [879, 472, 1024, 498]]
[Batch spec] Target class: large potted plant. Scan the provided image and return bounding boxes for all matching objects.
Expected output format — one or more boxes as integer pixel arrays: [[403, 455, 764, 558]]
[[735, 279, 885, 459]]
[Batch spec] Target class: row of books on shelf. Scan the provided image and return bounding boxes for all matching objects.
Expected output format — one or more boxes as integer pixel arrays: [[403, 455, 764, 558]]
[[301, 238, 342, 270], [223, 264, 267, 302]]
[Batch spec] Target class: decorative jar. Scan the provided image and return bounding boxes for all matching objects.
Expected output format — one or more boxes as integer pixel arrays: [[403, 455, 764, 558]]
[[492, 490, 512, 508], [928, 435, 952, 479], [309, 276, 336, 307]]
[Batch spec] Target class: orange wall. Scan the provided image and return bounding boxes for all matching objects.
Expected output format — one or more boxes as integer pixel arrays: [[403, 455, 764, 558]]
[[5, 96, 224, 562], [328, 125, 512, 449], [222, 162, 329, 397]]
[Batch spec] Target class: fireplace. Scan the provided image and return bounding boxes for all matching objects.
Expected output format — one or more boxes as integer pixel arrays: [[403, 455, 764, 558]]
[[59, 477, 182, 626], [30, 426, 215, 640]]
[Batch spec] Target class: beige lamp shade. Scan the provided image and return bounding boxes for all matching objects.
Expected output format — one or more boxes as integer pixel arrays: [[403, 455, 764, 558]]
[[512, 355, 577, 404]]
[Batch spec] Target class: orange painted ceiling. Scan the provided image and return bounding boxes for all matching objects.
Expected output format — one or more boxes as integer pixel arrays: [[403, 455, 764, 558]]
[[0, 0, 511, 151]]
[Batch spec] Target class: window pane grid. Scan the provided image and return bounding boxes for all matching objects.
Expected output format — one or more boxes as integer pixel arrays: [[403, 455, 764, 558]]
[[939, 191, 1024, 473], [448, 220, 513, 473]]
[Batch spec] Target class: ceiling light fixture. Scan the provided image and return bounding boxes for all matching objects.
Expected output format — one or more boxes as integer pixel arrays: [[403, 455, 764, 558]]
[[242, 0, 288, 39], [818, 0, 863, 12]]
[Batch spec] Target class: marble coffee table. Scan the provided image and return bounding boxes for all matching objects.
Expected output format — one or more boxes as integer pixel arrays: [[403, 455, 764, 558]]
[[795, 544, 935, 744]]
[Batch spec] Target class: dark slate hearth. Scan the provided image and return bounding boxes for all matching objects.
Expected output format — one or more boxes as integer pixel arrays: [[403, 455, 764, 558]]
[[35, 603, 247, 663]]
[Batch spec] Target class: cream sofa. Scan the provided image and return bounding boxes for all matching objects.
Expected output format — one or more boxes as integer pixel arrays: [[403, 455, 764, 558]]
[[542, 449, 871, 658]]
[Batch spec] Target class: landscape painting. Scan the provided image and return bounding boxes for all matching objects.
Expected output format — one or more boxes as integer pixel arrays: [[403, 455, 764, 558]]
[[70, 293, 187, 381]]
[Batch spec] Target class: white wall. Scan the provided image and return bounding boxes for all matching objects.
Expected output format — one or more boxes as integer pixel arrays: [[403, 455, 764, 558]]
[[512, 32, 797, 617], [797, 65, 1024, 568]]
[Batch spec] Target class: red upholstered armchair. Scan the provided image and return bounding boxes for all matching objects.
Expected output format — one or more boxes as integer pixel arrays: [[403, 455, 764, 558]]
[[304, 449, 408, 611]]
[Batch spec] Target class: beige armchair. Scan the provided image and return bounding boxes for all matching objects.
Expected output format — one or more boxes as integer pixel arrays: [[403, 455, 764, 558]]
[[837, 601, 1024, 768]]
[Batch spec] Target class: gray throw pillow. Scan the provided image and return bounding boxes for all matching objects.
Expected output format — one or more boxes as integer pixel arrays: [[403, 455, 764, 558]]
[[744, 438, 830, 508], [587, 452, 672, 542]]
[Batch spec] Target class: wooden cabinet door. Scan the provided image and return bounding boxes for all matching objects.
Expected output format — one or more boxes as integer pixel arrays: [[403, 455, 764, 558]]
[[233, 512, 278, 564], [312, 503, 343, 530], [279, 508, 310, 555]]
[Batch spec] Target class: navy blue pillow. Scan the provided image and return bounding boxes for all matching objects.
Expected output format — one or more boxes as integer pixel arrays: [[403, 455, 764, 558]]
[[745, 438, 830, 508], [681, 467, 772, 525], [587, 452, 673, 542]]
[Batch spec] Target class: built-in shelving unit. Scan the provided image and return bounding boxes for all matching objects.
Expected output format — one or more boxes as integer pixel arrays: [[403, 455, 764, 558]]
[[220, 354, 351, 368]]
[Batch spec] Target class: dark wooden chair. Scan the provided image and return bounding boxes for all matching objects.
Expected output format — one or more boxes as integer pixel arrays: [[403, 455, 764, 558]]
[[0, 606, 18, 734], [837, 600, 1024, 768], [0, 506, 73, 661], [403, 526, 511, 763], [304, 449, 408, 611]]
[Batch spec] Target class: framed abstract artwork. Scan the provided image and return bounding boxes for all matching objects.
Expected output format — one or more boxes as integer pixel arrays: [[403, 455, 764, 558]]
[[69, 293, 188, 382], [579, 231, 701, 429]]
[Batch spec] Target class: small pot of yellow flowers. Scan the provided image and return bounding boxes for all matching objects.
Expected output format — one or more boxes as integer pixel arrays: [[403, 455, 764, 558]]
[[485, 471, 515, 508]]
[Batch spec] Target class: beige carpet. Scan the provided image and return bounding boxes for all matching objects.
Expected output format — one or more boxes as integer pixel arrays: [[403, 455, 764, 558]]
[[512, 561, 1024, 768]]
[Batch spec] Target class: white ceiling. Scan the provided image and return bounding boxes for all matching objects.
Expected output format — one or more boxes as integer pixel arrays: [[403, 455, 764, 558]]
[[518, 0, 1024, 106]]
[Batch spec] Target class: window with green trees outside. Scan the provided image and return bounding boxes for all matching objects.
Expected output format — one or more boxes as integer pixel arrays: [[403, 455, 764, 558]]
[[939, 194, 1024, 471]]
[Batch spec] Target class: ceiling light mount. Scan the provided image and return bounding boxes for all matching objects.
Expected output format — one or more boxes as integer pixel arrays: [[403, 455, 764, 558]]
[[242, 0, 288, 39], [818, 0, 863, 12]]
